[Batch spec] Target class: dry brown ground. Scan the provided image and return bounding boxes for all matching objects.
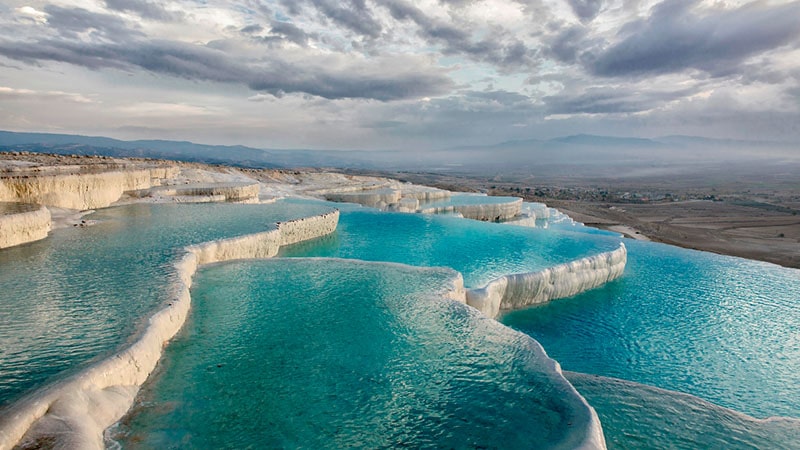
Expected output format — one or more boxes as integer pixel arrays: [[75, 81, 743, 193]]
[[547, 199, 800, 268]]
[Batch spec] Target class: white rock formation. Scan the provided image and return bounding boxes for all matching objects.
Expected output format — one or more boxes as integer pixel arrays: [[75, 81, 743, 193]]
[[130, 182, 260, 203], [0, 209, 339, 450], [0, 204, 51, 249], [0, 169, 174, 210], [325, 188, 402, 208], [466, 244, 627, 319], [388, 197, 421, 213], [419, 198, 523, 221], [502, 215, 539, 227], [502, 202, 554, 228], [399, 185, 451, 202]]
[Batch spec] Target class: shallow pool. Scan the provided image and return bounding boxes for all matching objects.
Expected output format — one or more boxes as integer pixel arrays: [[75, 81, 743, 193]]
[[280, 207, 621, 287], [0, 200, 333, 406], [116, 259, 596, 449], [502, 239, 800, 419]]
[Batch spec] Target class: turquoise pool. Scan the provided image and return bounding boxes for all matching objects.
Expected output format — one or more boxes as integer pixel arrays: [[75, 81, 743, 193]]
[[0, 200, 333, 406], [3, 197, 799, 449], [502, 239, 800, 419], [280, 207, 621, 288], [116, 259, 596, 449]]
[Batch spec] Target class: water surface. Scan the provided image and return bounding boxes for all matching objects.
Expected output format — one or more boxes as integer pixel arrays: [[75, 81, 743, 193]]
[[566, 372, 800, 449], [117, 259, 594, 449], [281, 208, 621, 287], [502, 239, 800, 419], [0, 200, 333, 406]]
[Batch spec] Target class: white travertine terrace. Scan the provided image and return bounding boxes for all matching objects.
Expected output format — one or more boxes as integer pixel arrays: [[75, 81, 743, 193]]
[[418, 198, 523, 221], [0, 210, 340, 450], [0, 165, 180, 249], [322, 185, 453, 212], [0, 167, 179, 210], [130, 182, 261, 203], [316, 181, 524, 222], [324, 188, 402, 208], [0, 204, 51, 249], [502, 215, 539, 227], [466, 244, 628, 319]]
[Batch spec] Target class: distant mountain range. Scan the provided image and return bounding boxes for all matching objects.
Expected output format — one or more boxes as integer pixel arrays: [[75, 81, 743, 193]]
[[1, 130, 796, 176], [0, 130, 372, 168]]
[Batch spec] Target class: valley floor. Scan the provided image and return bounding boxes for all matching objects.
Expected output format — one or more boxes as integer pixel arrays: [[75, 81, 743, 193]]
[[537, 199, 800, 269]]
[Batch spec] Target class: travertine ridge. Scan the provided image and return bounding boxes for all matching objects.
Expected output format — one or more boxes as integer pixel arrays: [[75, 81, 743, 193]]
[[0, 167, 178, 210], [0, 204, 50, 249], [466, 244, 627, 319]]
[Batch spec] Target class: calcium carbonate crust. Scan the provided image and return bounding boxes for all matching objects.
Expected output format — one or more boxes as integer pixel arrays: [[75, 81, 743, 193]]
[[0, 205, 51, 249], [466, 244, 627, 319], [0, 168, 178, 210], [418, 197, 523, 221]]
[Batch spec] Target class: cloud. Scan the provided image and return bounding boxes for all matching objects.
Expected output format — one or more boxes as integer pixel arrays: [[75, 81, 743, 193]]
[[355, 89, 542, 142], [588, 0, 800, 77], [543, 84, 701, 115], [0, 86, 94, 103], [247, 93, 272, 102], [0, 37, 454, 101], [2, 0, 800, 148], [104, 0, 184, 22], [246, 20, 318, 47], [547, 25, 592, 63], [269, 20, 315, 46], [43, 5, 143, 40], [383, 0, 537, 70], [281, 0, 383, 38], [15, 6, 48, 24], [117, 101, 220, 116], [567, 0, 603, 21]]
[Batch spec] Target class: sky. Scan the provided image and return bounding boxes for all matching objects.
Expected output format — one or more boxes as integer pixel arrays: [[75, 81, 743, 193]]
[[0, 0, 799, 150]]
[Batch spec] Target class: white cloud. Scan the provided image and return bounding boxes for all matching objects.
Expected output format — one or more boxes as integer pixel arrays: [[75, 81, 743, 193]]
[[116, 101, 224, 117], [15, 6, 48, 24], [0, 86, 94, 103]]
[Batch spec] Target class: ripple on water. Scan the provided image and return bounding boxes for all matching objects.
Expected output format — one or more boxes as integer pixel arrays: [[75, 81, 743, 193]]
[[116, 259, 596, 449], [0, 200, 335, 406], [565, 372, 800, 449], [502, 239, 800, 419], [280, 208, 621, 288]]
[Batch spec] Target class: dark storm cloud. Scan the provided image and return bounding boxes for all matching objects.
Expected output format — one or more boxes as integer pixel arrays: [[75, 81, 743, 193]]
[[242, 0, 274, 18], [43, 5, 143, 40], [242, 20, 316, 47], [547, 25, 589, 63], [543, 85, 700, 114], [104, 0, 184, 22], [0, 38, 453, 101], [268, 20, 316, 46], [588, 0, 800, 77], [383, 0, 537, 69], [241, 24, 264, 34], [567, 0, 603, 21], [281, 0, 383, 38]]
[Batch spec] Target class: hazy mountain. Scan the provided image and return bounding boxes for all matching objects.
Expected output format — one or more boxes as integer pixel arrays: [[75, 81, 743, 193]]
[[1, 130, 796, 177]]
